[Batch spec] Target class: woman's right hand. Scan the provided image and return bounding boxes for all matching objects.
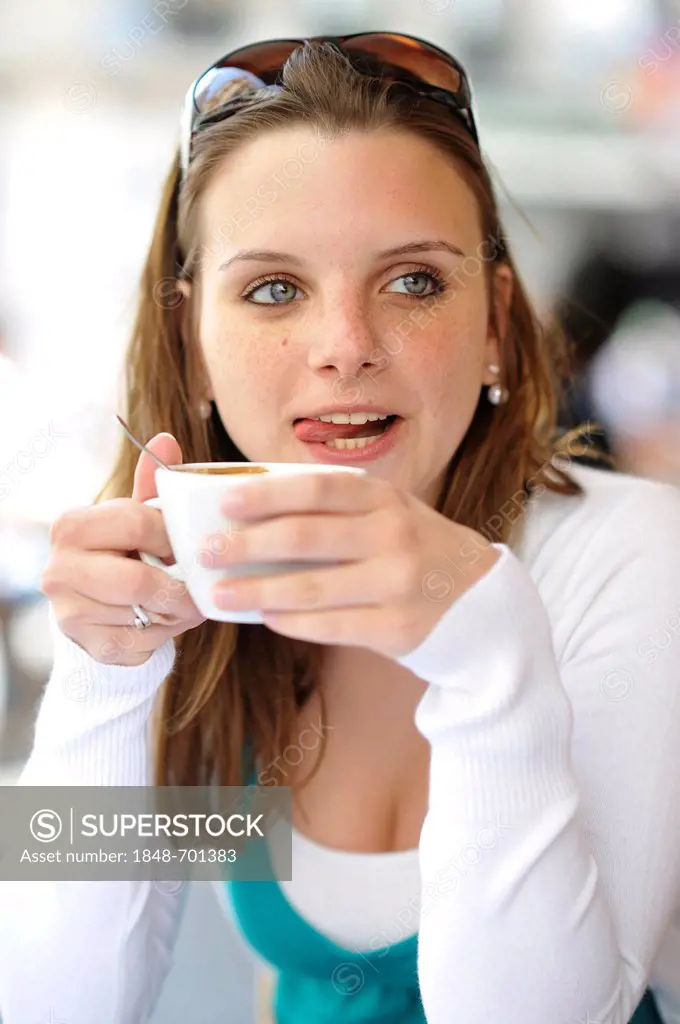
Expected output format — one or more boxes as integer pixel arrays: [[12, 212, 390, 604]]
[[41, 432, 206, 666]]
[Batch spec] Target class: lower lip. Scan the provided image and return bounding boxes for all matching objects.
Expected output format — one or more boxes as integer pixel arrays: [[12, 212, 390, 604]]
[[297, 417, 404, 464]]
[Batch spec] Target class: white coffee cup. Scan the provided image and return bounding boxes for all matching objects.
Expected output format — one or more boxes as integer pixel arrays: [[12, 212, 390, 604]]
[[138, 462, 366, 625]]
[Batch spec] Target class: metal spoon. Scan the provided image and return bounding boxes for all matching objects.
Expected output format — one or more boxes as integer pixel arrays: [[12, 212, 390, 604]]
[[115, 414, 174, 472]]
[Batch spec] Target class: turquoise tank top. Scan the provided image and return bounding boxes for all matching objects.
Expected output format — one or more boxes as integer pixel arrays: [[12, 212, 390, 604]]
[[223, 821, 663, 1023]]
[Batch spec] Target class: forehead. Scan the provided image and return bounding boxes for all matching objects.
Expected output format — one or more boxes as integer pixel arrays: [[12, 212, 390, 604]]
[[199, 127, 485, 260]]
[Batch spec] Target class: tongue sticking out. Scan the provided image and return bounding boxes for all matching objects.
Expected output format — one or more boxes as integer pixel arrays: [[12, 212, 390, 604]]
[[293, 417, 394, 444]]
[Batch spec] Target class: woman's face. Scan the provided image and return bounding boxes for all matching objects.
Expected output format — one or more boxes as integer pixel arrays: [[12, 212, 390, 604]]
[[186, 127, 513, 505]]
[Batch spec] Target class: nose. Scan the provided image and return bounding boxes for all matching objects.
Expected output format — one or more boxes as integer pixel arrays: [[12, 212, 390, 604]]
[[306, 293, 386, 381]]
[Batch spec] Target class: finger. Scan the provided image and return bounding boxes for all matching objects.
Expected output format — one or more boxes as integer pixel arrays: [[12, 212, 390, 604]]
[[203, 511, 387, 567], [87, 624, 185, 666], [131, 432, 183, 503], [56, 595, 153, 629], [55, 594, 191, 630], [44, 551, 197, 617], [219, 470, 401, 521], [50, 500, 174, 560], [212, 556, 412, 613], [259, 605, 409, 655]]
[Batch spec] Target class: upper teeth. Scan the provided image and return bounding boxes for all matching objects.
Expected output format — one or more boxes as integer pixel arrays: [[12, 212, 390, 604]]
[[315, 412, 391, 424]]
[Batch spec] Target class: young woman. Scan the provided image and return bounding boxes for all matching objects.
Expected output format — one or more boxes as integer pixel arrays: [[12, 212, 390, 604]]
[[2, 34, 680, 1024]]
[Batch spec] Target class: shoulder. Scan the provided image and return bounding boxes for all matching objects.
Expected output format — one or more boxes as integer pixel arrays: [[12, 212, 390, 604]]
[[513, 464, 680, 656], [516, 462, 679, 569]]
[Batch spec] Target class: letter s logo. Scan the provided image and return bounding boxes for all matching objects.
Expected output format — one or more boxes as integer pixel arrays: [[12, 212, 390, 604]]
[[30, 809, 63, 842]]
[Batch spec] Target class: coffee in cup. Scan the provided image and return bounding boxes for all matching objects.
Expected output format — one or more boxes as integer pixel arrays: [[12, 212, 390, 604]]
[[172, 465, 269, 475]]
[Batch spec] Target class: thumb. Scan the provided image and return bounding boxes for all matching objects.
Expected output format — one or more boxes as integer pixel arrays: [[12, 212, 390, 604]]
[[131, 433, 183, 503]]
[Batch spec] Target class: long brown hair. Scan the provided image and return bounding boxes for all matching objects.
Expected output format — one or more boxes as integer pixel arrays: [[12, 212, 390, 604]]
[[98, 41, 595, 789]]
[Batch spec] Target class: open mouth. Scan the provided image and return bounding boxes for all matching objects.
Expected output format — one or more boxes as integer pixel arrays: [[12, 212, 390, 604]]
[[293, 413, 400, 450]]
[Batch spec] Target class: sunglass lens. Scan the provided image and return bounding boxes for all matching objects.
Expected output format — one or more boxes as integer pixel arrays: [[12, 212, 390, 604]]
[[194, 41, 298, 113], [347, 33, 462, 94]]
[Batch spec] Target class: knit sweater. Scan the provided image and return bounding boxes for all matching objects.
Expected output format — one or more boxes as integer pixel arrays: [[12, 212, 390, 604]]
[[2, 464, 680, 1023]]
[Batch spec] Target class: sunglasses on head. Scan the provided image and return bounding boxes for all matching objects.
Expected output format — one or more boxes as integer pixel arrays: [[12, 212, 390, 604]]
[[179, 31, 480, 178]]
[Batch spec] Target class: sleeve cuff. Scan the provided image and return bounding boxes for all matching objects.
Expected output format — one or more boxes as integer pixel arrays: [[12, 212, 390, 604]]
[[395, 544, 551, 687]]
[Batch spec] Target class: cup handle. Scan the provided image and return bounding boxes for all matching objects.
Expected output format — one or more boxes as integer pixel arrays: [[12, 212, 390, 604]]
[[139, 497, 186, 581]]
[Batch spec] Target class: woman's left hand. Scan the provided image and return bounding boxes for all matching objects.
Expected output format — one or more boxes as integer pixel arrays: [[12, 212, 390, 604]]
[[204, 471, 501, 659]]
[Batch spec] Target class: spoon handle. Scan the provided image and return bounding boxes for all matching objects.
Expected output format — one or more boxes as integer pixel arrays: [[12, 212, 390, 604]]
[[115, 414, 173, 472]]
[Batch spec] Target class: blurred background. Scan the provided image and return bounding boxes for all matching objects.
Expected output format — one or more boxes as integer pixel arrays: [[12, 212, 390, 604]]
[[0, 0, 679, 1019]]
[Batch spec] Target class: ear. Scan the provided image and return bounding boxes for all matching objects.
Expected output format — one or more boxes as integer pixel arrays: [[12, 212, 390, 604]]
[[482, 264, 514, 386], [176, 279, 192, 300]]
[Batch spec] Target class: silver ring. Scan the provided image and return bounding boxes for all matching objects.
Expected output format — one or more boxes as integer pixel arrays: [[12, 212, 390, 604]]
[[131, 603, 152, 630]]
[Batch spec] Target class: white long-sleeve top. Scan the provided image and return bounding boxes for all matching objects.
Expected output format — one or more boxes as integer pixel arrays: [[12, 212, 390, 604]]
[[2, 463, 680, 1024]]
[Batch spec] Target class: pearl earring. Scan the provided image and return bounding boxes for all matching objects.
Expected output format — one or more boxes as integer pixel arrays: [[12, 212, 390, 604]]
[[198, 399, 212, 419], [486, 365, 509, 406]]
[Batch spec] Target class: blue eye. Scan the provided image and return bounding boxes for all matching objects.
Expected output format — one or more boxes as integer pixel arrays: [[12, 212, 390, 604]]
[[243, 278, 302, 304], [385, 272, 445, 296], [241, 268, 447, 305]]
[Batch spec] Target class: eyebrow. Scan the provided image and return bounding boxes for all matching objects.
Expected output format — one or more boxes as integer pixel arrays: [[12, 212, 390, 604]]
[[218, 239, 466, 272], [378, 240, 466, 260]]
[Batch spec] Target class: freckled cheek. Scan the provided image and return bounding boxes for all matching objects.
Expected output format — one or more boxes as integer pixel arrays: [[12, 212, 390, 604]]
[[412, 307, 482, 373], [198, 313, 294, 430], [204, 333, 283, 395], [411, 312, 486, 418], [200, 303, 268, 374]]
